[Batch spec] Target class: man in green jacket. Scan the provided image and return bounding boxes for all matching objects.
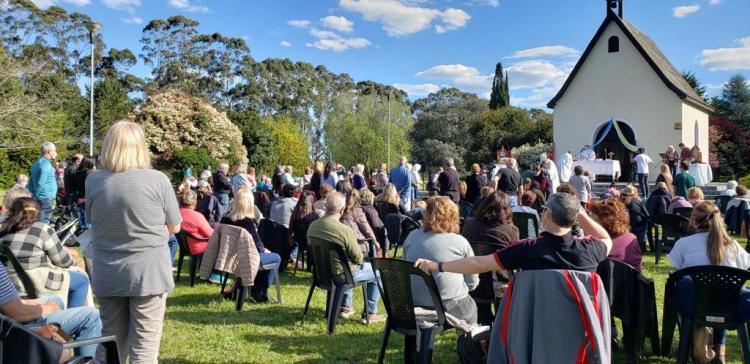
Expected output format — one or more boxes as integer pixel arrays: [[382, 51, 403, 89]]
[[307, 192, 384, 323], [673, 161, 697, 198]]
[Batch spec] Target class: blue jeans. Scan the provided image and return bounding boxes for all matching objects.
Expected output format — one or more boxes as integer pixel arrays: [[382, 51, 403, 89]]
[[67, 271, 89, 308], [29, 296, 102, 357], [215, 193, 230, 209], [168, 234, 178, 266], [76, 203, 91, 230], [259, 252, 281, 286], [340, 262, 381, 314], [37, 198, 55, 225], [637, 173, 650, 198], [633, 223, 648, 249]]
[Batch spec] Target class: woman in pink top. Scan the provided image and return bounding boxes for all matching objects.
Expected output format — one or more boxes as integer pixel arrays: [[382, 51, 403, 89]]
[[589, 198, 642, 271], [178, 190, 214, 255]]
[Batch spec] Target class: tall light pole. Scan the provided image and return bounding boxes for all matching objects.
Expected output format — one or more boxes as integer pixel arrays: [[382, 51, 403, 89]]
[[387, 92, 391, 168], [88, 22, 101, 157]]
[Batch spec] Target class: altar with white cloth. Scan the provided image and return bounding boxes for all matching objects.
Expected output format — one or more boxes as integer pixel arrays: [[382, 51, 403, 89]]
[[572, 160, 621, 181], [676, 163, 713, 186]]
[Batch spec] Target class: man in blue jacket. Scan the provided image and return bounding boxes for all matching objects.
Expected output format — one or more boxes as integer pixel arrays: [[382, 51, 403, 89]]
[[389, 156, 413, 210], [28, 142, 58, 224]]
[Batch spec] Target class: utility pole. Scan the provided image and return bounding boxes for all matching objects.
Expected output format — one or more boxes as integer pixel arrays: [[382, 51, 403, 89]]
[[88, 22, 101, 157], [387, 92, 391, 168]]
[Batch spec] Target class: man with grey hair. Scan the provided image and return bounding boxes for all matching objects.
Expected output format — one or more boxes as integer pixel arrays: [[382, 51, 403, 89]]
[[389, 156, 412, 209], [437, 157, 461, 203], [414, 192, 612, 275], [28, 142, 58, 224], [213, 163, 232, 208], [307, 192, 384, 324]]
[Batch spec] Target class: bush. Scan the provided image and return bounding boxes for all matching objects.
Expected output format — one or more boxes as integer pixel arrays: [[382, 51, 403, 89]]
[[168, 147, 217, 183], [135, 92, 246, 172], [0, 148, 38, 189], [513, 142, 553, 167]]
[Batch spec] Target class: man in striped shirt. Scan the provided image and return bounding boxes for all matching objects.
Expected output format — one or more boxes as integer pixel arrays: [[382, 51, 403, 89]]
[[0, 264, 102, 357]]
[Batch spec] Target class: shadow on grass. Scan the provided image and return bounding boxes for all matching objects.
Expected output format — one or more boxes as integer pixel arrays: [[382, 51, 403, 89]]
[[167, 304, 327, 327], [244, 330, 390, 363]]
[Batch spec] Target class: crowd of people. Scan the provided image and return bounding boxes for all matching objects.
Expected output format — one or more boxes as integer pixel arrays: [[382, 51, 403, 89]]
[[0, 121, 747, 363]]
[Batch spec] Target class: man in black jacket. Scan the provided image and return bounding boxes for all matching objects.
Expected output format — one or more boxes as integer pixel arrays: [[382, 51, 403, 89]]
[[213, 163, 232, 208], [437, 157, 461, 203]]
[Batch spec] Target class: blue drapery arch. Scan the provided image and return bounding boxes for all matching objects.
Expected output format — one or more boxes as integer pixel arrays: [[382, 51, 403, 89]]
[[590, 118, 639, 152]]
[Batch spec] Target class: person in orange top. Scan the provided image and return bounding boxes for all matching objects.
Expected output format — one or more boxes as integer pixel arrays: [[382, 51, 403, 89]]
[[178, 190, 214, 255]]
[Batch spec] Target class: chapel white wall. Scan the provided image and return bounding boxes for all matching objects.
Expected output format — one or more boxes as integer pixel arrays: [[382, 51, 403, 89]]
[[552, 22, 684, 179]]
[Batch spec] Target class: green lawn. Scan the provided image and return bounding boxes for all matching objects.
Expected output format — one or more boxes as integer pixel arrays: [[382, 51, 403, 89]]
[[158, 247, 749, 363]]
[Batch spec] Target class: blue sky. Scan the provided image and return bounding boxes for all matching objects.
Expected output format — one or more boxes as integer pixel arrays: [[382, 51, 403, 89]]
[[32, 0, 750, 108]]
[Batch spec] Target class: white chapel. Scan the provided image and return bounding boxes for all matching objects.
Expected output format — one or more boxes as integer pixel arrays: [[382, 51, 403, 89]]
[[548, 0, 712, 181]]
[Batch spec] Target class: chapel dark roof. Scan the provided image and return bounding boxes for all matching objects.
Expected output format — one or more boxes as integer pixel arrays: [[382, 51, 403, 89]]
[[547, 10, 712, 113]]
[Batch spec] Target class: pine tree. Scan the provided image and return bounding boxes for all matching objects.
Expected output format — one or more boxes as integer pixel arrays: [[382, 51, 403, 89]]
[[489, 62, 510, 110], [713, 74, 750, 131]]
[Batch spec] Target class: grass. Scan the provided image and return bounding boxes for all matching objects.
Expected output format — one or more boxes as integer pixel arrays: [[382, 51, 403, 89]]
[[158, 245, 749, 364]]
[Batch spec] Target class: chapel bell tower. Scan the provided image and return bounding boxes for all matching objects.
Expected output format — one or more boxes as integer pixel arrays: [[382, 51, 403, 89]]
[[608, 0, 623, 18]]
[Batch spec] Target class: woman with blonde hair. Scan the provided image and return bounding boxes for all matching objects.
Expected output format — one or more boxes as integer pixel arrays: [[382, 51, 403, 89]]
[[221, 188, 281, 302], [687, 187, 705, 206], [86, 120, 181, 363], [404, 197, 479, 324], [668, 201, 750, 363], [374, 183, 406, 221], [352, 164, 367, 190], [656, 164, 674, 194]]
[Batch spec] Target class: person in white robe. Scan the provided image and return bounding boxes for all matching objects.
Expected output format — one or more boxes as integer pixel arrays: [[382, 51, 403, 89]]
[[577, 145, 596, 161], [540, 153, 560, 192], [558, 151, 573, 183]]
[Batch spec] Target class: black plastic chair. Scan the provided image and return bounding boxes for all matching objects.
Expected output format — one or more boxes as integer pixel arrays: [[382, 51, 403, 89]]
[[222, 262, 282, 310], [0, 313, 120, 364], [259, 219, 292, 272], [651, 214, 689, 264], [468, 241, 505, 325], [512, 212, 540, 239], [291, 223, 310, 276], [661, 265, 750, 364], [716, 195, 732, 214], [1, 245, 38, 299], [372, 258, 451, 364], [672, 207, 694, 220], [300, 241, 369, 334], [174, 231, 204, 287], [597, 259, 660, 363], [384, 213, 421, 258]]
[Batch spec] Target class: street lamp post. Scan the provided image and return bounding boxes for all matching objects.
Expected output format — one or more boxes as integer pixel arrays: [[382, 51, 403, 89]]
[[88, 22, 101, 157]]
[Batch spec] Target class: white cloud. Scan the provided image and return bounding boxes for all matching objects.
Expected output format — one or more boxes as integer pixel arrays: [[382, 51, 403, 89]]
[[306, 37, 371, 52], [392, 83, 440, 97], [31, 0, 90, 8], [339, 0, 470, 37], [280, 40, 292, 47], [309, 28, 339, 39], [507, 45, 580, 59], [467, 0, 499, 6], [121, 16, 143, 24], [506, 60, 568, 90], [709, 0, 723, 4], [321, 15, 354, 33], [101, 0, 140, 13], [673, 5, 700, 18], [288, 19, 311, 29], [168, 0, 208, 13], [415, 64, 492, 94], [511, 87, 560, 108], [700, 36, 750, 71], [306, 27, 371, 52]]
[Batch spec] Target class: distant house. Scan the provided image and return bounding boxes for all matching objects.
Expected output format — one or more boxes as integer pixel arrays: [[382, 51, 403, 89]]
[[548, 1, 711, 181]]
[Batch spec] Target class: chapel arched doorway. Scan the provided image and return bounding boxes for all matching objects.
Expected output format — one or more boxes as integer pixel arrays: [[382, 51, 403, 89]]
[[593, 120, 637, 182]]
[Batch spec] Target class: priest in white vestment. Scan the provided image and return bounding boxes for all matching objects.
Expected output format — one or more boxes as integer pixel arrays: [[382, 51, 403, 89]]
[[558, 151, 573, 183], [540, 153, 560, 192]]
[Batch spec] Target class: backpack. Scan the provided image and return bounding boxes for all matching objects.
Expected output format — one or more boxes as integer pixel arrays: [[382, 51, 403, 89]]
[[456, 328, 491, 364]]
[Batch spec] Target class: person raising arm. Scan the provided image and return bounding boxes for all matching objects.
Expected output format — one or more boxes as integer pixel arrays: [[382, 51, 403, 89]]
[[415, 192, 611, 275]]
